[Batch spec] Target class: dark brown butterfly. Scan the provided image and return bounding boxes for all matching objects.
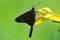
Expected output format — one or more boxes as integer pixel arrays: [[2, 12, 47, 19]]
[[15, 7, 36, 38]]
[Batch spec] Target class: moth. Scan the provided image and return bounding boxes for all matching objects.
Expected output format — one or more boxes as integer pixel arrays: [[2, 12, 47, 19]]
[[15, 7, 36, 38]]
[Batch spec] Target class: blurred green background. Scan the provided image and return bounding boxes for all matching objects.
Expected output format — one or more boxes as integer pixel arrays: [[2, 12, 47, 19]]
[[0, 0, 60, 40]]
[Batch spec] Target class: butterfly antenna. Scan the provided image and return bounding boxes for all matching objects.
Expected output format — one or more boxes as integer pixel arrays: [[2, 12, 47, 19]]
[[29, 26, 33, 38], [33, 2, 41, 7]]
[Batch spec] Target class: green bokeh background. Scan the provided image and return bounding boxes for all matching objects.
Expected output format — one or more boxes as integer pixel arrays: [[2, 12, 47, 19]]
[[0, 0, 60, 40]]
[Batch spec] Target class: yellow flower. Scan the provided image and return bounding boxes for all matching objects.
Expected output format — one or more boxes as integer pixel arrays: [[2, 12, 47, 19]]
[[33, 7, 60, 27]]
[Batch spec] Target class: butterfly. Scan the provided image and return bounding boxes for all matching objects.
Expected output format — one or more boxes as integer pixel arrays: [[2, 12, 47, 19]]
[[15, 7, 37, 38], [33, 7, 60, 27]]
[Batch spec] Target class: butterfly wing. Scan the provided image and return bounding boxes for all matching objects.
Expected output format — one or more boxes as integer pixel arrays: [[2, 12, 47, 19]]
[[15, 13, 26, 23], [15, 8, 36, 26], [15, 7, 36, 38]]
